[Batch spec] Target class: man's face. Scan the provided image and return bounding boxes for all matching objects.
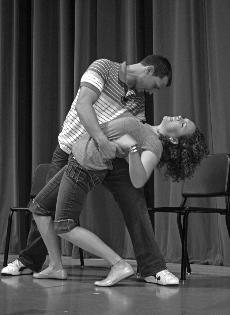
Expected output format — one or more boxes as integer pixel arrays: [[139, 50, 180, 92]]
[[135, 66, 168, 94]]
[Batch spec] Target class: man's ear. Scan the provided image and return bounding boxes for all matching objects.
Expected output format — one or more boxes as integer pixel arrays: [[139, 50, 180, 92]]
[[169, 137, 178, 145], [146, 65, 155, 75]]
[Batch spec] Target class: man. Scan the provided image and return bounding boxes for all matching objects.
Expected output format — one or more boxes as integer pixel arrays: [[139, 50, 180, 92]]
[[2, 55, 178, 286]]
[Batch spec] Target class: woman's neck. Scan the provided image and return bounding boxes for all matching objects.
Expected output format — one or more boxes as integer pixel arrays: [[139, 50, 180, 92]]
[[151, 125, 161, 136]]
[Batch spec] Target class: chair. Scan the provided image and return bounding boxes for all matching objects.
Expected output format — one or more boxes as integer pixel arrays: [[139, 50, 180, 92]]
[[149, 153, 230, 281], [3, 164, 84, 268]]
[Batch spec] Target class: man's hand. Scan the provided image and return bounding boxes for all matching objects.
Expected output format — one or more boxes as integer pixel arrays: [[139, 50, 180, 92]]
[[97, 138, 118, 160], [114, 134, 137, 151]]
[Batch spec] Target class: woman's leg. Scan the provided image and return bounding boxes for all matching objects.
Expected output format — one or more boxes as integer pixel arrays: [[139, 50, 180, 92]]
[[54, 159, 120, 265], [53, 158, 134, 285], [60, 226, 121, 266], [32, 159, 106, 278], [60, 226, 134, 286], [33, 214, 63, 272], [29, 167, 68, 279], [32, 159, 96, 279], [32, 214, 67, 280], [3, 146, 69, 275]]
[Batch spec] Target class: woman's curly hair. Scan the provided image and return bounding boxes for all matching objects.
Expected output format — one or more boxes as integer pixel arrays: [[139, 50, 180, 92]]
[[157, 128, 209, 182]]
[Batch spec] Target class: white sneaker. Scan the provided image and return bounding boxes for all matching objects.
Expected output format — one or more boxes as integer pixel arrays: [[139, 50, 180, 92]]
[[1, 259, 33, 276], [144, 269, 179, 286]]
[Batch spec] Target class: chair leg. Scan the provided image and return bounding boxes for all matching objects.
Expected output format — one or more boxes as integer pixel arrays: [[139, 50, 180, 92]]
[[225, 197, 230, 238], [177, 213, 191, 276], [225, 214, 230, 238], [177, 213, 183, 240], [79, 247, 84, 268], [181, 213, 189, 281], [3, 210, 14, 267], [186, 253, 192, 275], [77, 219, 84, 268]]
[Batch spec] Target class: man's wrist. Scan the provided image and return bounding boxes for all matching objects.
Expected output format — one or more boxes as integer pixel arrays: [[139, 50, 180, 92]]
[[94, 134, 108, 146]]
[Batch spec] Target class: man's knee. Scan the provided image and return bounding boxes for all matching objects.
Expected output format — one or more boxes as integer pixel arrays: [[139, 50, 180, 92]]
[[54, 219, 77, 235]]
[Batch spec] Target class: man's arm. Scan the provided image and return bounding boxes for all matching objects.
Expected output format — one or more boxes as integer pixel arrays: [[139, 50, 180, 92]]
[[76, 86, 118, 159]]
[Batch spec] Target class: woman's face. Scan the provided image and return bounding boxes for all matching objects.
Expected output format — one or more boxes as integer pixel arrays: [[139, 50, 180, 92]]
[[159, 116, 196, 138]]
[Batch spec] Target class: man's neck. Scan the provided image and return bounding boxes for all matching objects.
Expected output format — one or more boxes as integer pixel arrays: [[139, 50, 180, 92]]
[[118, 62, 127, 86], [126, 63, 143, 89], [119, 62, 143, 90]]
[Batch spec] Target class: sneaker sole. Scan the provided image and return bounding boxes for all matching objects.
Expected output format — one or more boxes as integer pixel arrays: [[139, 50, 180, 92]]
[[144, 276, 179, 286], [1, 270, 33, 276]]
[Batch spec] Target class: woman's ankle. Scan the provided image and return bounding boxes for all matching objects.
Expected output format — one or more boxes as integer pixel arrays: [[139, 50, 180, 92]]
[[112, 258, 125, 266], [48, 263, 64, 270]]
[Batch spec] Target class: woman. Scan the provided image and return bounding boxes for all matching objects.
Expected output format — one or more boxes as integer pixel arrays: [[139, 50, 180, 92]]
[[30, 114, 208, 286]]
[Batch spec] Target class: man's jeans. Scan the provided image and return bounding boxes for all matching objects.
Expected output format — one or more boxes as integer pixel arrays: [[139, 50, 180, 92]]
[[103, 158, 166, 276], [19, 145, 166, 276]]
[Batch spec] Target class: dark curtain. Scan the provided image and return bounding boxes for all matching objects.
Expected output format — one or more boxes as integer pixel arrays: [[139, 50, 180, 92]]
[[1, 0, 230, 265], [0, 0, 153, 257], [152, 0, 230, 266]]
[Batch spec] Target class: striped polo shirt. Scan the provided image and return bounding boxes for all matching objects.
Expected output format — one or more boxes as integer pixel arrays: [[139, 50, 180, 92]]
[[58, 59, 145, 153]]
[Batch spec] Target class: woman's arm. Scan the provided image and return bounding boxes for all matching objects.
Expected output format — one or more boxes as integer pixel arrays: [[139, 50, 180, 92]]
[[129, 150, 158, 188], [114, 134, 159, 188]]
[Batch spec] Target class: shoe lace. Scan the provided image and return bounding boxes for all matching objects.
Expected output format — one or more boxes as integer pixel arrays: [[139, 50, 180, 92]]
[[8, 259, 21, 268]]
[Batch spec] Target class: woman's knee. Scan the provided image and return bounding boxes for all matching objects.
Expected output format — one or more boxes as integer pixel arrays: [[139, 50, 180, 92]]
[[54, 219, 78, 235], [29, 199, 53, 216]]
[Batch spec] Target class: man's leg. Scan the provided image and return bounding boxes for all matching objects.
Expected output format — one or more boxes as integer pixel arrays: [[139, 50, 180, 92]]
[[103, 158, 179, 285], [1, 145, 68, 275]]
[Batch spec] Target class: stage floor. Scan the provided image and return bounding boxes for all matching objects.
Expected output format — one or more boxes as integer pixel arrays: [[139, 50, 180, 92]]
[[1, 256, 230, 315]]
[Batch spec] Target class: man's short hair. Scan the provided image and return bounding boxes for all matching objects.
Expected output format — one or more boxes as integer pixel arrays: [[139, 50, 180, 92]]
[[140, 54, 172, 86]]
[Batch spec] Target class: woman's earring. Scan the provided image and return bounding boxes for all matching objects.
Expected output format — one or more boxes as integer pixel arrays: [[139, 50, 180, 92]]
[[169, 137, 178, 144]]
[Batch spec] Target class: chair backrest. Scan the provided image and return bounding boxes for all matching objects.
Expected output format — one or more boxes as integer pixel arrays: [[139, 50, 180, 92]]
[[182, 153, 230, 197], [30, 164, 51, 198]]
